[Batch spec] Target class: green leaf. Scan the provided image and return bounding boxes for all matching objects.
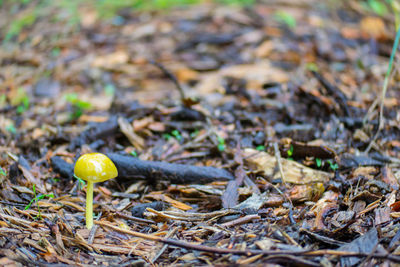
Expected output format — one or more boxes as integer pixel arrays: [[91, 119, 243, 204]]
[[0, 167, 6, 176], [287, 145, 294, 157], [171, 129, 182, 141], [274, 11, 296, 29], [368, 0, 388, 16], [315, 158, 322, 168], [256, 145, 265, 151]]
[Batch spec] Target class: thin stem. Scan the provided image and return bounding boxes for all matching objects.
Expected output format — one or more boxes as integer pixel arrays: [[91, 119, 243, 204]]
[[86, 180, 94, 229]]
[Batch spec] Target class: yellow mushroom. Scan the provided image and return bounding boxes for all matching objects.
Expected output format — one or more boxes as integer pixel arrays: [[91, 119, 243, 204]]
[[74, 153, 118, 229]]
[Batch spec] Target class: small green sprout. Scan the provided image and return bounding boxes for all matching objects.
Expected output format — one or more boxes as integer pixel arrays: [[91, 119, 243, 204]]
[[130, 150, 138, 157], [0, 167, 6, 176], [287, 145, 294, 157], [190, 129, 199, 138], [171, 130, 182, 141], [274, 11, 296, 29], [163, 133, 172, 140], [217, 136, 226, 152], [51, 47, 61, 57], [256, 145, 265, 151], [74, 174, 86, 190], [16, 95, 29, 114], [24, 184, 54, 220], [365, 0, 388, 16], [5, 124, 17, 134], [104, 84, 115, 96], [315, 158, 322, 168], [65, 93, 91, 120], [327, 160, 339, 171], [306, 62, 319, 72]]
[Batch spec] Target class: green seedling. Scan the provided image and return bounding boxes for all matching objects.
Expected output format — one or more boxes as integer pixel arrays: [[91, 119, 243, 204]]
[[24, 184, 54, 220], [327, 160, 339, 171], [306, 62, 319, 72], [65, 93, 91, 120], [217, 136, 225, 152], [171, 129, 182, 141], [5, 123, 17, 134], [11, 88, 30, 114], [162, 133, 172, 140], [104, 84, 115, 96], [365, 20, 400, 152], [274, 11, 296, 29], [5, 11, 37, 42], [16, 95, 29, 114], [0, 167, 6, 176], [315, 158, 322, 168], [365, 0, 389, 16], [51, 47, 61, 57], [256, 145, 265, 151], [287, 145, 294, 157], [130, 150, 138, 157], [74, 174, 86, 190], [190, 129, 199, 138]]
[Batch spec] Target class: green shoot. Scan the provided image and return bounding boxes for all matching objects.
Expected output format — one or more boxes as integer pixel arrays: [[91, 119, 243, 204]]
[[0, 167, 6, 176], [287, 145, 294, 157], [74, 174, 86, 190], [16, 94, 29, 114], [274, 11, 296, 29], [162, 133, 172, 140], [315, 158, 322, 168], [104, 84, 115, 96], [171, 130, 182, 141], [365, 0, 389, 16], [217, 136, 225, 152], [365, 24, 400, 152], [5, 123, 17, 134], [5, 11, 37, 42], [256, 145, 265, 151], [327, 160, 339, 171], [190, 129, 199, 138], [65, 93, 91, 120], [306, 62, 319, 72], [24, 184, 54, 220], [130, 150, 138, 157]]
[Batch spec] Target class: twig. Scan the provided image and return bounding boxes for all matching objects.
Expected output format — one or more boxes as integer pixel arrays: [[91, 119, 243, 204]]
[[115, 211, 154, 225], [151, 227, 178, 264], [149, 60, 186, 101], [220, 214, 261, 228], [273, 142, 296, 225], [95, 221, 400, 262]]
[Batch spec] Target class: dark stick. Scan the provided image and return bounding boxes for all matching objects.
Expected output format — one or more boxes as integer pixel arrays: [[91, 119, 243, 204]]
[[149, 60, 186, 101], [107, 153, 234, 184]]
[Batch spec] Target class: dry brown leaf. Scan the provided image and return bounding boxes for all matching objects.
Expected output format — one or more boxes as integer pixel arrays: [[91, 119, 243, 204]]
[[243, 148, 332, 184], [92, 50, 130, 69], [360, 16, 386, 40], [118, 117, 145, 151]]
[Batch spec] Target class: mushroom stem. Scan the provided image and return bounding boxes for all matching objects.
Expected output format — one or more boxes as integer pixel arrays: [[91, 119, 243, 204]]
[[86, 180, 94, 229]]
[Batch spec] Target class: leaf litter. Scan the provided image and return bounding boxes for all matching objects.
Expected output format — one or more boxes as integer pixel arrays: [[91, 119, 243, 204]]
[[1, 0, 400, 266]]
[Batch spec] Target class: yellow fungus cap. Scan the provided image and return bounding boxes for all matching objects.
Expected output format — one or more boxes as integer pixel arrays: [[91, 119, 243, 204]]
[[74, 153, 118, 183]]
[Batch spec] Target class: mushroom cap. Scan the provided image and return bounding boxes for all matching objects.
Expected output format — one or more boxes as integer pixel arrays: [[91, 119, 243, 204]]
[[74, 153, 118, 183]]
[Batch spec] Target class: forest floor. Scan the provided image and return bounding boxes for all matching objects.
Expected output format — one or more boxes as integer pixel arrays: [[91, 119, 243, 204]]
[[1, 0, 400, 266]]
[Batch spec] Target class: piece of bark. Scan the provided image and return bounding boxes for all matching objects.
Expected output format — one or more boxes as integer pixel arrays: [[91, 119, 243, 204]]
[[50, 154, 234, 184], [107, 153, 234, 184], [51, 156, 74, 179]]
